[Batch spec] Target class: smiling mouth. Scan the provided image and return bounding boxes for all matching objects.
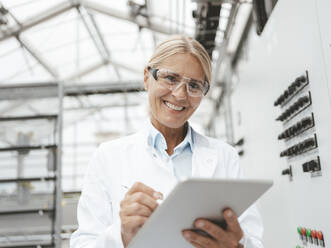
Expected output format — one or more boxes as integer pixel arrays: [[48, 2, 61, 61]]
[[163, 101, 185, 111]]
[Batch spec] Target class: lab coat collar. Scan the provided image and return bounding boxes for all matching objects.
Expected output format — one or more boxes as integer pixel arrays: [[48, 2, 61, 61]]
[[147, 120, 194, 154], [140, 123, 218, 178]]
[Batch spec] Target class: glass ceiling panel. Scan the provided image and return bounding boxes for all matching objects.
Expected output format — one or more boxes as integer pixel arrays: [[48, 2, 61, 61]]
[[0, 38, 52, 83], [94, 13, 147, 47], [3, 0, 64, 22], [0, 38, 20, 57], [73, 63, 119, 82], [77, 64, 141, 82], [149, 0, 195, 35], [25, 8, 103, 79], [4, 63, 53, 83]]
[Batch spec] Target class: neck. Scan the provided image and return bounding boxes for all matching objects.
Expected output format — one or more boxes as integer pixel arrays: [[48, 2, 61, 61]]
[[151, 119, 188, 155]]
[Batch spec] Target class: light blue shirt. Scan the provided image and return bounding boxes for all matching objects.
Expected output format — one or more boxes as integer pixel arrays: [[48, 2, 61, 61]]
[[147, 121, 194, 180]]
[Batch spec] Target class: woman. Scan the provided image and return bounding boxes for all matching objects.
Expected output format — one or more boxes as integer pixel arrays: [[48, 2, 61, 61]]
[[70, 35, 263, 248]]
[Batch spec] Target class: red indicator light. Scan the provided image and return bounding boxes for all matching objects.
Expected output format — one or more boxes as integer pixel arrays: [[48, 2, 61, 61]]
[[301, 228, 307, 236], [311, 230, 317, 238], [317, 231, 324, 240]]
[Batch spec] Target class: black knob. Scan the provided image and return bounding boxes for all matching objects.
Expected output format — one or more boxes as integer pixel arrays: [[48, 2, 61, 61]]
[[308, 138, 315, 147], [298, 98, 305, 107], [278, 132, 286, 140], [298, 75, 306, 83], [302, 158, 320, 173], [284, 90, 289, 98], [279, 95, 285, 104], [289, 127, 295, 136], [293, 146, 299, 154], [288, 85, 295, 94], [274, 96, 282, 106], [304, 140, 310, 149], [294, 78, 302, 87], [304, 96, 309, 102], [302, 161, 311, 172], [309, 160, 318, 168], [296, 121, 302, 131]]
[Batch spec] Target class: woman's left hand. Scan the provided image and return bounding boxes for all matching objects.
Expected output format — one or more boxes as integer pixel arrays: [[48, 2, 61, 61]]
[[182, 209, 243, 248]]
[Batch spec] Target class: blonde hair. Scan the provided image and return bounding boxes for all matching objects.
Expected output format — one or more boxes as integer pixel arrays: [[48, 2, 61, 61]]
[[147, 35, 212, 83]]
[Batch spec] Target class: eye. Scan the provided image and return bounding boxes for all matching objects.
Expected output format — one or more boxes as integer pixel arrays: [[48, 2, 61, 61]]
[[165, 75, 178, 82], [189, 81, 202, 90]]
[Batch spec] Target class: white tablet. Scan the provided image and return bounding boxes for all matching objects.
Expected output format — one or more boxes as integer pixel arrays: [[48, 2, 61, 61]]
[[128, 178, 273, 248]]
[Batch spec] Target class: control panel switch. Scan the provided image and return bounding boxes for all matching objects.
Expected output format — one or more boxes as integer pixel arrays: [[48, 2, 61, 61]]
[[302, 157, 321, 173], [317, 231, 325, 247], [281, 166, 293, 181]]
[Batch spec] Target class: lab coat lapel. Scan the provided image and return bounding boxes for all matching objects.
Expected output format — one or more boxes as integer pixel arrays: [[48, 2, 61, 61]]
[[192, 130, 218, 177], [128, 129, 177, 197]]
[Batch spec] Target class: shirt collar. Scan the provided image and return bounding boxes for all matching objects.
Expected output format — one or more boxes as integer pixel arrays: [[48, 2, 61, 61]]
[[147, 120, 194, 153]]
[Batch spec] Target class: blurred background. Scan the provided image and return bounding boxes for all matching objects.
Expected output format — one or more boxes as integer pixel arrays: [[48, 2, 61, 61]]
[[1, 0, 330, 247]]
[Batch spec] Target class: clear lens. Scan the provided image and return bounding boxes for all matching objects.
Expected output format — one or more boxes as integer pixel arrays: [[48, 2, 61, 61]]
[[157, 69, 206, 97]]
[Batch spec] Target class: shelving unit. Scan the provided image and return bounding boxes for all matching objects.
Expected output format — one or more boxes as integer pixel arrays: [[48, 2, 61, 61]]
[[0, 83, 63, 248]]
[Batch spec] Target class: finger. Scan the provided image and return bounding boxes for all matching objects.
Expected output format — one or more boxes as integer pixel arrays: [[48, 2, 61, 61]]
[[120, 202, 153, 217], [194, 219, 227, 242], [127, 191, 159, 211], [190, 241, 205, 248], [127, 182, 163, 200], [182, 230, 218, 248], [223, 209, 243, 239]]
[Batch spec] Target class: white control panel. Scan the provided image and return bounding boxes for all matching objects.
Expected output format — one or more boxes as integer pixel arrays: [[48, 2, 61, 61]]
[[228, 0, 331, 247]]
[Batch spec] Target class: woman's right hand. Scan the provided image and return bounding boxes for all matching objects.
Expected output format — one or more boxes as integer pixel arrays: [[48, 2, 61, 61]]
[[119, 182, 163, 247]]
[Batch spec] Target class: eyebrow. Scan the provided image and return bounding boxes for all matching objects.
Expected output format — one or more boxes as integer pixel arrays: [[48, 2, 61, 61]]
[[166, 70, 180, 77], [165, 69, 203, 82]]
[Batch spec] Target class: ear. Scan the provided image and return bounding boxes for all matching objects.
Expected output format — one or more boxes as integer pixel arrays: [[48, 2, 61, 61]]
[[143, 67, 150, 91]]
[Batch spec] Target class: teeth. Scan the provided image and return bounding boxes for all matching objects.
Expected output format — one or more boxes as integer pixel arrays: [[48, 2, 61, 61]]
[[164, 101, 184, 111]]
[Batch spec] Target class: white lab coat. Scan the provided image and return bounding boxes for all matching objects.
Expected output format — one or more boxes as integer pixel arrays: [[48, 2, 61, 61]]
[[70, 127, 264, 248]]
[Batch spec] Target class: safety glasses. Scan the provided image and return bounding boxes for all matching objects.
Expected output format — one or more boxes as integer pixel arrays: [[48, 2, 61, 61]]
[[148, 67, 209, 97]]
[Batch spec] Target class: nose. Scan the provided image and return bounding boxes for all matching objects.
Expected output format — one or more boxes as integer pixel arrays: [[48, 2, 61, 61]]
[[172, 81, 188, 100]]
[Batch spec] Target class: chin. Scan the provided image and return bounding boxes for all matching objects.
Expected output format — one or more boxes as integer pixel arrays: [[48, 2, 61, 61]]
[[160, 118, 187, 129]]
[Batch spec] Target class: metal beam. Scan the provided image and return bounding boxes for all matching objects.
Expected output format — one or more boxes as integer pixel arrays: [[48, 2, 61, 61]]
[[76, 6, 108, 62], [65, 81, 144, 96], [87, 10, 122, 79], [82, 0, 174, 35], [0, 81, 144, 100], [0, 82, 59, 100], [0, 1, 75, 42], [76, 6, 122, 79], [17, 36, 59, 78], [64, 102, 139, 111]]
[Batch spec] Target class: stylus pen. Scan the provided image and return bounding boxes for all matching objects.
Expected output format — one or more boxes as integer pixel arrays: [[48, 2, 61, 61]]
[[122, 184, 164, 205]]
